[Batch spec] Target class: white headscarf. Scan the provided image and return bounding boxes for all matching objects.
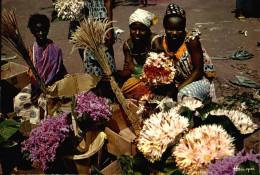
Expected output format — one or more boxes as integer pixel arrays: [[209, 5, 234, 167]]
[[129, 9, 158, 28]]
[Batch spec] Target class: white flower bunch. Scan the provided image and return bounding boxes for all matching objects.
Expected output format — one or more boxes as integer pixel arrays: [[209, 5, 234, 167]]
[[137, 111, 189, 162], [209, 109, 258, 134], [54, 0, 85, 20], [180, 96, 204, 111], [172, 124, 235, 175]]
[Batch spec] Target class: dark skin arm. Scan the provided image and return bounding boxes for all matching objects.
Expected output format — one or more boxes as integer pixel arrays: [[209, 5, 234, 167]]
[[178, 36, 204, 90], [151, 36, 164, 53], [118, 40, 136, 78]]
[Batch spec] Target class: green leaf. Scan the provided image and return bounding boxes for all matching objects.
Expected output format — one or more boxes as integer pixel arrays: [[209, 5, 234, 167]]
[[163, 156, 184, 175], [71, 95, 78, 120], [0, 119, 21, 140], [179, 107, 194, 121], [132, 64, 144, 79], [197, 99, 220, 120], [0, 135, 18, 147], [117, 155, 135, 175], [202, 114, 241, 140], [90, 165, 104, 175], [235, 160, 259, 175], [23, 151, 30, 159], [179, 107, 195, 129]]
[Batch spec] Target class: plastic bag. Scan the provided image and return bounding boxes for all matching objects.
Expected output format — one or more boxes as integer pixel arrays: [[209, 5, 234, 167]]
[[230, 51, 253, 60]]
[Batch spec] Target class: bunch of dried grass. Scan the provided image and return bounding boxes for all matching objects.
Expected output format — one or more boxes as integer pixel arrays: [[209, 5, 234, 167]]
[[71, 18, 141, 135], [70, 17, 112, 75], [1, 9, 48, 94]]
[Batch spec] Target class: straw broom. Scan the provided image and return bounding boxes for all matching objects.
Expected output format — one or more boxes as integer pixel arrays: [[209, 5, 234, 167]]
[[70, 18, 141, 135], [1, 9, 48, 94]]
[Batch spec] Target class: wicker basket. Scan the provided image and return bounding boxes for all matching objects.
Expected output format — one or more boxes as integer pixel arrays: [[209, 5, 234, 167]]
[[61, 130, 107, 174]]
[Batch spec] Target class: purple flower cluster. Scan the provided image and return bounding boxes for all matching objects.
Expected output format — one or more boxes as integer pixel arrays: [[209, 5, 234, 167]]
[[22, 113, 71, 170], [208, 149, 260, 175], [74, 91, 111, 121]]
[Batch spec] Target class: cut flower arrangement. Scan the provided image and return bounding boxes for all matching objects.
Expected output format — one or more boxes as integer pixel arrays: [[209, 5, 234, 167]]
[[140, 52, 176, 86], [117, 96, 259, 175], [21, 91, 112, 171], [53, 0, 85, 20]]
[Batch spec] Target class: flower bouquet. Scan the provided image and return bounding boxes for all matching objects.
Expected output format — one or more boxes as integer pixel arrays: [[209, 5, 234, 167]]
[[21, 113, 74, 171], [117, 96, 259, 174], [53, 0, 85, 20], [72, 91, 112, 132], [140, 52, 176, 86], [21, 91, 112, 172]]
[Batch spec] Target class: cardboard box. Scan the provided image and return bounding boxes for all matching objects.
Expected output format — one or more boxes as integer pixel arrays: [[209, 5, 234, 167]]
[[1, 62, 29, 90], [101, 160, 121, 175], [105, 104, 137, 157], [48, 73, 101, 98], [46, 73, 101, 116]]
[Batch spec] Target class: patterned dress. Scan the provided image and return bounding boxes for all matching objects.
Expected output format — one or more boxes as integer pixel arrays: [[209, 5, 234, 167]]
[[69, 0, 116, 77], [14, 39, 65, 124], [161, 29, 217, 102]]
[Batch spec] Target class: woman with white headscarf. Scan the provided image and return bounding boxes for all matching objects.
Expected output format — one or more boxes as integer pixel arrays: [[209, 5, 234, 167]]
[[118, 9, 158, 100]]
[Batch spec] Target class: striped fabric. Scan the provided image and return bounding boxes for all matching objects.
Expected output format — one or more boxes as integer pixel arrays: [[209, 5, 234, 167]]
[[32, 39, 63, 88]]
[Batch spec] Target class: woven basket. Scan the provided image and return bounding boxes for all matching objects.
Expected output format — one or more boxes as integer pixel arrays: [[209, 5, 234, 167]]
[[61, 130, 106, 174], [110, 76, 141, 135]]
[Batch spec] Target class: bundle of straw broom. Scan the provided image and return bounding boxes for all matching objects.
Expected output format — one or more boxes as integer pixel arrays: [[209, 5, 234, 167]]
[[70, 18, 141, 135], [1, 9, 48, 94]]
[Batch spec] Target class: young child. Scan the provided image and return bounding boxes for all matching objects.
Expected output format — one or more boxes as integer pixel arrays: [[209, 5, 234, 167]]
[[119, 9, 158, 99], [152, 4, 216, 102], [28, 14, 67, 89], [14, 14, 67, 124]]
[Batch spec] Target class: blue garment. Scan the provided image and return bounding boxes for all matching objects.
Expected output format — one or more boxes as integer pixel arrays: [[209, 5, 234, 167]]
[[68, 0, 116, 77]]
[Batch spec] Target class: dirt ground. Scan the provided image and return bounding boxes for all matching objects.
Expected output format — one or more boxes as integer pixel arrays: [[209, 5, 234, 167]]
[[2, 0, 260, 97], [1, 0, 260, 173]]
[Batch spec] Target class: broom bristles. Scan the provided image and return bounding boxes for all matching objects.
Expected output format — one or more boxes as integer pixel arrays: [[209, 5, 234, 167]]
[[70, 18, 141, 134], [1, 9, 48, 94]]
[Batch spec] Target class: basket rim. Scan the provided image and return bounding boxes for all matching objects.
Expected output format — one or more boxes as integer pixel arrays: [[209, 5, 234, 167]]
[[62, 131, 106, 160]]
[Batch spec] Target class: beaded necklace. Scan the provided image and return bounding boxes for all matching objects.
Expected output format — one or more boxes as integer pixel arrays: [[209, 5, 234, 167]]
[[162, 34, 188, 62]]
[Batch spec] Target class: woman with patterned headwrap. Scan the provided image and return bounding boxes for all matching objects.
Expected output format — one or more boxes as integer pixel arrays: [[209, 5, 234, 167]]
[[118, 9, 158, 100], [152, 3, 217, 103]]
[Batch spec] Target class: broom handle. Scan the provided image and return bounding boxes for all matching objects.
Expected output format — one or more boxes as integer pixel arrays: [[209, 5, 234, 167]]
[[25, 53, 48, 95], [110, 76, 140, 135]]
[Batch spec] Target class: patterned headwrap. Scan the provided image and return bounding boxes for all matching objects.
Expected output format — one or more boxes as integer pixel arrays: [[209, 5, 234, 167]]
[[129, 9, 158, 28], [165, 4, 186, 19]]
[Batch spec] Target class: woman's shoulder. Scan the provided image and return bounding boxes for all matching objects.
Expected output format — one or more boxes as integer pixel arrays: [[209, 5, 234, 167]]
[[123, 38, 132, 53], [185, 29, 201, 43], [151, 34, 164, 52]]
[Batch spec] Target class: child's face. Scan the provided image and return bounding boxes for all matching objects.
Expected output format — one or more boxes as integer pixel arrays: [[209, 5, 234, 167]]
[[130, 22, 150, 43], [31, 22, 49, 43], [164, 16, 186, 42]]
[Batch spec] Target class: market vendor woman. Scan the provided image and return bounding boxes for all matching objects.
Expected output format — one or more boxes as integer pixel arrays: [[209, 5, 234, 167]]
[[152, 3, 217, 102], [120, 8, 159, 99], [14, 14, 67, 124]]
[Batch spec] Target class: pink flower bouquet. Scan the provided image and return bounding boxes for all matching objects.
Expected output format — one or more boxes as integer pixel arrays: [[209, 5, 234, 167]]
[[22, 113, 72, 170], [72, 91, 112, 131]]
